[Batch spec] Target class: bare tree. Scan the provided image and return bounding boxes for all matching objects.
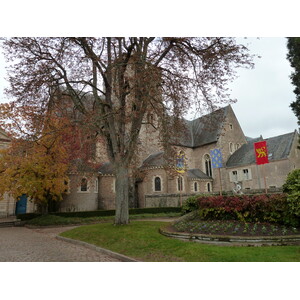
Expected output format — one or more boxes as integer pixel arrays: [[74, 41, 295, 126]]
[[1, 37, 253, 224]]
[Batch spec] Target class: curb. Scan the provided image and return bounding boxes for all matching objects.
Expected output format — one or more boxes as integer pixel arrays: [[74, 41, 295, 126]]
[[56, 235, 139, 262], [159, 225, 300, 246]]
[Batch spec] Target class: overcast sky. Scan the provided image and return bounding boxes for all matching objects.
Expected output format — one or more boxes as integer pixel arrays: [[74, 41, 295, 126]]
[[0, 37, 299, 139]]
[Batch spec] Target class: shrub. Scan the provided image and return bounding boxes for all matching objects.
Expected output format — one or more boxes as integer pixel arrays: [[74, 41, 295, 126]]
[[16, 213, 41, 221], [196, 193, 299, 227], [17, 207, 181, 220], [181, 195, 200, 215], [283, 169, 300, 220]]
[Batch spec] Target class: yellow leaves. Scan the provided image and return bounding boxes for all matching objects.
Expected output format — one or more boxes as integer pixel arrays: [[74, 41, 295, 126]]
[[0, 118, 70, 205]]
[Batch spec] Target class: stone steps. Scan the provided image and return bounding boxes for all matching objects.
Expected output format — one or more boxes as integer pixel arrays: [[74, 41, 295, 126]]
[[0, 218, 23, 228]]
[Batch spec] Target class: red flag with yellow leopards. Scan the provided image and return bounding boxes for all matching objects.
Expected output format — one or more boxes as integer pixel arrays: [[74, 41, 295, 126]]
[[254, 141, 269, 165]]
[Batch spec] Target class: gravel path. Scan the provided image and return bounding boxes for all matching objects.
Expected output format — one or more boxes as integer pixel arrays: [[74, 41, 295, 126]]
[[0, 226, 121, 262]]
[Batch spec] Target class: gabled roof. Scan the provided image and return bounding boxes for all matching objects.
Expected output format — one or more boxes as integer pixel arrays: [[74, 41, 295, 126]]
[[176, 106, 229, 148], [187, 169, 212, 180], [226, 131, 297, 168]]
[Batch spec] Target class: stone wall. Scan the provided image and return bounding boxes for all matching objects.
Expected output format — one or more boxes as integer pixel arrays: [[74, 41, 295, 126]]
[[144, 193, 191, 208], [60, 174, 99, 212]]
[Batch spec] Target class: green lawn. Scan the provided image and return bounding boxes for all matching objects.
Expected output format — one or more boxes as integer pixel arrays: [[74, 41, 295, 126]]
[[60, 221, 300, 262]]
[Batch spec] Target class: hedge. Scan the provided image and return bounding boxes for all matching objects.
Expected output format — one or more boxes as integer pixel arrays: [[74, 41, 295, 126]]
[[196, 194, 299, 227], [16, 207, 181, 221]]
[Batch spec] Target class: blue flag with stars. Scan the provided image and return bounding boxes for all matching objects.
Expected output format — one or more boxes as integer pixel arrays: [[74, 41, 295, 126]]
[[210, 148, 223, 168]]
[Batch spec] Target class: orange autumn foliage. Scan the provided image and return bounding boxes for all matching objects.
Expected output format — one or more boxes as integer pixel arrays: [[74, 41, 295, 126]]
[[0, 117, 70, 206]]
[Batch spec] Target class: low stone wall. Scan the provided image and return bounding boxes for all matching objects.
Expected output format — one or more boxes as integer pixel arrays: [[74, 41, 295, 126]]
[[159, 225, 300, 246], [144, 188, 284, 208], [144, 193, 192, 208]]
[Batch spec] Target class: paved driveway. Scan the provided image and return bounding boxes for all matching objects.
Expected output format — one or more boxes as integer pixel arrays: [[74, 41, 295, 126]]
[[0, 226, 121, 262]]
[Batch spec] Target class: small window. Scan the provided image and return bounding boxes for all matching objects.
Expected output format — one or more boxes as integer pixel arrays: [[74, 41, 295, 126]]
[[177, 176, 183, 192], [194, 182, 198, 192], [243, 169, 249, 180], [232, 171, 238, 181], [80, 178, 88, 192], [64, 180, 70, 194], [148, 113, 154, 124], [154, 176, 161, 192], [229, 124, 233, 130]]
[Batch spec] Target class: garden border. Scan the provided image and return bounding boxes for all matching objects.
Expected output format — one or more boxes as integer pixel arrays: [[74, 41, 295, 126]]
[[159, 225, 300, 246]]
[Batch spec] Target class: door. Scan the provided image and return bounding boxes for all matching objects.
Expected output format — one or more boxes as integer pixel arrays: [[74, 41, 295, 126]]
[[15, 194, 27, 215]]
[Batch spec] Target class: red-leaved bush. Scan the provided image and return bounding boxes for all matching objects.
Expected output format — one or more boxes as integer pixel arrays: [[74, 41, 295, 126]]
[[197, 194, 299, 227]]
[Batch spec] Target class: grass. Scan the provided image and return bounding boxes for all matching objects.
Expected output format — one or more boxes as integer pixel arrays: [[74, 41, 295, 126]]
[[26, 212, 180, 226], [60, 221, 300, 262]]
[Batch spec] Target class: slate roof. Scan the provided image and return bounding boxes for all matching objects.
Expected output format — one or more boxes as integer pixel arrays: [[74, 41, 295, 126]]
[[226, 131, 297, 168], [176, 106, 229, 148], [187, 169, 212, 180], [141, 151, 165, 168], [99, 162, 115, 175]]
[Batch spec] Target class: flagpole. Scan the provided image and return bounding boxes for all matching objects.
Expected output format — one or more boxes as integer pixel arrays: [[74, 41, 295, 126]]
[[218, 168, 222, 196], [262, 164, 268, 194]]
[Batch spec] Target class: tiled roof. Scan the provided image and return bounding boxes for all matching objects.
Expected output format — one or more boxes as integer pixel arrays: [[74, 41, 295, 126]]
[[226, 131, 297, 168]]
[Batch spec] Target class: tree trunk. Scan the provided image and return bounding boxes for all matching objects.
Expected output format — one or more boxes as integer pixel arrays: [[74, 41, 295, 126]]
[[114, 164, 129, 225]]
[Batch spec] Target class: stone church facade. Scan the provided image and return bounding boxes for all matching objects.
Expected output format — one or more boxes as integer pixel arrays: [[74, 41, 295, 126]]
[[1, 105, 299, 215], [62, 105, 300, 212]]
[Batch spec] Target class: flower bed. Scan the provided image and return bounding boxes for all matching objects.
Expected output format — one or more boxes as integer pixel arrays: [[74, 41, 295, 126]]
[[173, 218, 299, 237]]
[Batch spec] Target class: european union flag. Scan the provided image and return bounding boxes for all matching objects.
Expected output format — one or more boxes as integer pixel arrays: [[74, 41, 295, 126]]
[[210, 148, 223, 168]]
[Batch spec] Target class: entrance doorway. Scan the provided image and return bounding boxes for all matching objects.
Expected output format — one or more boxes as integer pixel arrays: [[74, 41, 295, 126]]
[[15, 194, 27, 215]]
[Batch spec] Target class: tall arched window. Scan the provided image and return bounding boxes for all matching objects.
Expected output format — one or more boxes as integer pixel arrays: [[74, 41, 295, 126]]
[[194, 182, 198, 192], [154, 176, 162, 192], [204, 154, 212, 177], [177, 176, 184, 191], [229, 142, 234, 154], [80, 178, 88, 192], [207, 182, 211, 192]]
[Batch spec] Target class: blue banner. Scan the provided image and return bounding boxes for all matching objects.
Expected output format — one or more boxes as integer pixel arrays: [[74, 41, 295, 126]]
[[210, 148, 223, 168]]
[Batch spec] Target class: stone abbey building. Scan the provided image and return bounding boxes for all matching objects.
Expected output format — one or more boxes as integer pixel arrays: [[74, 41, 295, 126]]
[[0, 105, 299, 216], [60, 105, 300, 212]]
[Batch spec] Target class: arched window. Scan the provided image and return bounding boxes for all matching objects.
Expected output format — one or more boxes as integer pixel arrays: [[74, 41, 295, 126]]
[[229, 142, 234, 154], [94, 178, 99, 193], [80, 178, 88, 192], [194, 182, 198, 192], [154, 176, 162, 192], [204, 154, 212, 177], [207, 182, 211, 192], [177, 176, 184, 192]]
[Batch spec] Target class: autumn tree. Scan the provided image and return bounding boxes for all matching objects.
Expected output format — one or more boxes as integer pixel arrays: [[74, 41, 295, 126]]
[[0, 112, 70, 213], [1, 37, 253, 224]]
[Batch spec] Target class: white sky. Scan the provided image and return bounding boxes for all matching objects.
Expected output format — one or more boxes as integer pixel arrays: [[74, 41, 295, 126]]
[[0, 37, 298, 139]]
